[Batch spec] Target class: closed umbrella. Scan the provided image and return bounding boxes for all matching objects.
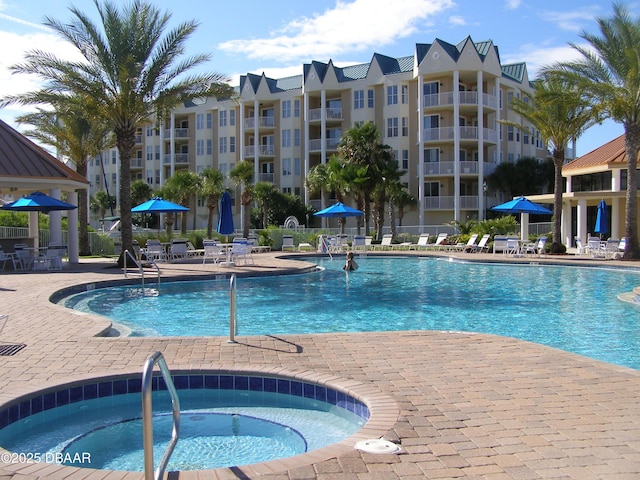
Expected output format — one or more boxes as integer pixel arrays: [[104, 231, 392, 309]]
[[594, 199, 609, 237], [217, 191, 234, 236]]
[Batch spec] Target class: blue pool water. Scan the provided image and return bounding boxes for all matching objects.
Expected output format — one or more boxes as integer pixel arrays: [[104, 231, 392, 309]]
[[61, 257, 640, 369], [0, 376, 366, 471]]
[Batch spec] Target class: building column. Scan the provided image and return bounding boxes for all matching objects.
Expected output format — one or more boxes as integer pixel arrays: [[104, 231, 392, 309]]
[[49, 188, 63, 245], [169, 112, 175, 177], [477, 70, 485, 219], [611, 196, 622, 239], [577, 198, 587, 246], [453, 70, 460, 223], [303, 92, 310, 205], [417, 76, 424, 228], [67, 190, 79, 263], [320, 89, 327, 165], [561, 199, 572, 247]]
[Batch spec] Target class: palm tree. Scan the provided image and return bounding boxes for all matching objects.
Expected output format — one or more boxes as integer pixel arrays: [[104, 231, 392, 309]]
[[16, 99, 112, 255], [390, 186, 416, 228], [543, 2, 640, 259], [372, 153, 404, 240], [338, 122, 392, 234], [90, 190, 116, 224], [163, 170, 201, 234], [305, 155, 349, 229], [1, 0, 231, 260], [229, 160, 254, 238], [254, 182, 279, 229], [200, 168, 225, 239], [505, 74, 597, 252]]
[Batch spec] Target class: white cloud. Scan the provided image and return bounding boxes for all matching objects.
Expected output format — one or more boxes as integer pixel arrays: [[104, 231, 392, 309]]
[[502, 42, 587, 78], [541, 6, 603, 32], [448, 15, 466, 26], [505, 0, 522, 9], [219, 0, 454, 63]]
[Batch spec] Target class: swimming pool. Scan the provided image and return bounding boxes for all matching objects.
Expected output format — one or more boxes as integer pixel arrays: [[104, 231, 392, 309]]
[[61, 256, 640, 369], [0, 372, 369, 471]]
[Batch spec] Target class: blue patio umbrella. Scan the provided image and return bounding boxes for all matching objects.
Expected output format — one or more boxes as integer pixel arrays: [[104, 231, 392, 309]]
[[132, 197, 188, 234], [594, 199, 609, 235], [131, 197, 189, 213], [491, 196, 552, 215], [1, 191, 77, 213], [217, 191, 234, 236], [314, 202, 364, 218]]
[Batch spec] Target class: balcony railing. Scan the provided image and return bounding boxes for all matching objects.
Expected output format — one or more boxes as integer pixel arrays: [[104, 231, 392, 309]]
[[243, 145, 275, 157], [423, 127, 497, 143], [308, 138, 341, 152], [163, 153, 189, 164], [423, 91, 498, 110], [131, 158, 143, 168], [424, 161, 499, 176], [243, 116, 275, 129], [309, 108, 343, 122], [163, 128, 189, 139], [258, 173, 274, 183], [423, 195, 479, 210]]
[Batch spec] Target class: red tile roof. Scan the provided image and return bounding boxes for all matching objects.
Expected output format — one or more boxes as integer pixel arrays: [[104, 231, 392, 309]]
[[563, 134, 637, 173], [0, 119, 88, 188]]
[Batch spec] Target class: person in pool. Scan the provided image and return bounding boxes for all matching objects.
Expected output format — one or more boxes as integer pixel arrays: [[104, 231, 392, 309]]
[[343, 251, 358, 271]]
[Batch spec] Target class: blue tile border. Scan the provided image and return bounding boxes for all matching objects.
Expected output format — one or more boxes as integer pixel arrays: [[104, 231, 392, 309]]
[[0, 373, 370, 430]]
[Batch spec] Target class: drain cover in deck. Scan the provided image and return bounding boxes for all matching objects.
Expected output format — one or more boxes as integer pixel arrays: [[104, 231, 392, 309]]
[[0, 344, 26, 356]]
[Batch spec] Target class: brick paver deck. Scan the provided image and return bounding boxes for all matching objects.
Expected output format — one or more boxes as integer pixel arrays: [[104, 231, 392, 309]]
[[1, 251, 640, 479]]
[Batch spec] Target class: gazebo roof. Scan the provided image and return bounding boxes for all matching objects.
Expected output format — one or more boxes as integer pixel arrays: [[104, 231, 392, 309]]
[[0, 119, 89, 195]]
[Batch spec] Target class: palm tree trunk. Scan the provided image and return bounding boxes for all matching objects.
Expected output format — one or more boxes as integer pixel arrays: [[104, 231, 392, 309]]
[[76, 162, 91, 255], [552, 148, 564, 252], [623, 124, 640, 259], [115, 128, 135, 267]]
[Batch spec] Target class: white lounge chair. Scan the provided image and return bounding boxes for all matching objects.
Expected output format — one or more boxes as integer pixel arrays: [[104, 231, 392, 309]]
[[411, 233, 431, 250], [468, 234, 490, 253], [426, 233, 448, 250], [372, 234, 394, 250], [170, 239, 189, 262], [231, 238, 254, 265], [574, 236, 588, 256], [452, 233, 478, 252], [352, 235, 367, 253], [524, 236, 547, 257], [145, 239, 167, 263]]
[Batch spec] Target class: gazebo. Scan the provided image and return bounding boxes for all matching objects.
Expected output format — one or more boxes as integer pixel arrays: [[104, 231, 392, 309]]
[[0, 119, 89, 263]]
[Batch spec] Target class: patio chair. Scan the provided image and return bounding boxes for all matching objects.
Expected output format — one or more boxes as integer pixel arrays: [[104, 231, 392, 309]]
[[281, 235, 295, 252], [426, 233, 449, 250], [202, 240, 223, 265], [231, 238, 254, 265], [13, 245, 33, 270], [574, 236, 588, 256], [492, 236, 508, 255], [372, 234, 394, 250], [0, 249, 17, 271], [587, 236, 605, 258], [411, 233, 431, 250], [604, 238, 620, 260], [144, 239, 167, 263], [352, 235, 367, 253], [170, 239, 189, 262], [524, 236, 547, 257]]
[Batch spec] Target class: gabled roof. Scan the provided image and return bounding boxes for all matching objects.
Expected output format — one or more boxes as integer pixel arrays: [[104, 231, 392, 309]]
[[371, 53, 413, 75], [502, 63, 526, 83], [0, 119, 88, 194], [563, 134, 635, 173], [415, 37, 497, 65]]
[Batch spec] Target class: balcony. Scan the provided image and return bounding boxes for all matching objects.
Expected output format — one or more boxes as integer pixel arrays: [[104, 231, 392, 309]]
[[243, 116, 275, 129], [244, 145, 275, 157], [163, 153, 190, 164], [423, 127, 497, 144], [423, 91, 498, 110], [424, 161, 499, 176], [258, 173, 275, 183], [308, 138, 341, 152], [134, 135, 142, 144], [309, 107, 343, 122], [130, 158, 143, 169], [163, 128, 189, 139], [423, 195, 479, 210]]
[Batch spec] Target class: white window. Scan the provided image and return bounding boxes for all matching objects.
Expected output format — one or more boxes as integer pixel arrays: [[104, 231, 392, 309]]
[[207, 139, 213, 155], [219, 110, 227, 127], [294, 99, 300, 117], [424, 148, 439, 163], [282, 100, 291, 118], [294, 129, 300, 147], [196, 139, 204, 155], [387, 85, 398, 105], [354, 90, 364, 109], [196, 113, 204, 129], [282, 158, 291, 176], [387, 117, 398, 137], [155, 145, 160, 160], [219, 137, 227, 153], [282, 129, 291, 147], [229, 137, 235, 153], [425, 181, 439, 196], [402, 117, 408, 136], [368, 89, 374, 108], [402, 150, 409, 169], [401, 85, 408, 104], [294, 158, 301, 175], [228, 110, 234, 126], [146, 146, 153, 161]]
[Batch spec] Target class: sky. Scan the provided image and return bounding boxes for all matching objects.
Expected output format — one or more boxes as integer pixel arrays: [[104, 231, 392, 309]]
[[0, 0, 633, 157]]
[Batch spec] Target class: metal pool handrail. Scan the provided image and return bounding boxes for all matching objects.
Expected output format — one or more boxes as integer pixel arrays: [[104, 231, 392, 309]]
[[142, 351, 180, 480]]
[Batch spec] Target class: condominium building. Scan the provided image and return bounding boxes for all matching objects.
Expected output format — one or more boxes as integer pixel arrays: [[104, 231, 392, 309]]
[[88, 36, 549, 230]]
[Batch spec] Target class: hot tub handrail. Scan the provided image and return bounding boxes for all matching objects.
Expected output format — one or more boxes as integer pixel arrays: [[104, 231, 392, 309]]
[[142, 351, 181, 480]]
